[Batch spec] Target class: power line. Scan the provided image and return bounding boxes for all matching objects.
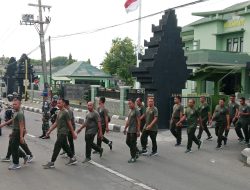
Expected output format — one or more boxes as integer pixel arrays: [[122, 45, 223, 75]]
[[51, 0, 209, 39], [28, 0, 209, 55]]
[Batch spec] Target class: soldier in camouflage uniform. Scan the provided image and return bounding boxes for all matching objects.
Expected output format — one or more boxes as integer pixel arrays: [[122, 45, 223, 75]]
[[235, 97, 250, 145], [170, 96, 184, 146], [177, 99, 202, 153], [39, 92, 51, 138], [40, 111, 50, 139], [211, 98, 230, 149], [226, 95, 239, 144], [197, 96, 212, 140]]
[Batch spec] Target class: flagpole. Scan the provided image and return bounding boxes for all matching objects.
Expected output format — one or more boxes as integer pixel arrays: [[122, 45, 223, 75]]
[[137, 0, 142, 67], [135, 0, 142, 89]]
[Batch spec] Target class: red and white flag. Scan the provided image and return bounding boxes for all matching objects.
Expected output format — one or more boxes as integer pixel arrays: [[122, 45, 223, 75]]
[[124, 0, 139, 13]]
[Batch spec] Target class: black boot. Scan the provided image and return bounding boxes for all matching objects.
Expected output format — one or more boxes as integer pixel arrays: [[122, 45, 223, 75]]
[[39, 130, 45, 138], [42, 130, 50, 139]]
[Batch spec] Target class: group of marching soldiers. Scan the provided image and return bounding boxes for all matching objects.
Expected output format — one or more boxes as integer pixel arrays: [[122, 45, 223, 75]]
[[170, 95, 250, 153], [0, 92, 249, 170]]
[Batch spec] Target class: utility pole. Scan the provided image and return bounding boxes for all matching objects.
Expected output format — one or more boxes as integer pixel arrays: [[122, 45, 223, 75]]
[[49, 35, 53, 101], [49, 36, 52, 89], [24, 59, 28, 101], [20, 0, 51, 91]]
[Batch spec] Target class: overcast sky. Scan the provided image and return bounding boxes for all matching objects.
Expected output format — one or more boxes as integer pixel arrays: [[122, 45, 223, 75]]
[[0, 0, 248, 67]]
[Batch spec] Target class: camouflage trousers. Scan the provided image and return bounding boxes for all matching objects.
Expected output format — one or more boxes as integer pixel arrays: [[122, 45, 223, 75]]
[[42, 122, 49, 131]]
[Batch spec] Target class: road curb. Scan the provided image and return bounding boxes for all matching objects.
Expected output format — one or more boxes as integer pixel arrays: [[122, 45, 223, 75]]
[[25, 105, 125, 132], [0, 100, 125, 133], [31, 100, 127, 120]]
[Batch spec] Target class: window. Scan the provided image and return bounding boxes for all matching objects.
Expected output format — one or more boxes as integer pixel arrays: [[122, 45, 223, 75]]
[[233, 38, 238, 52], [226, 39, 232, 51], [193, 40, 200, 50], [240, 37, 244, 52], [226, 37, 243, 53]]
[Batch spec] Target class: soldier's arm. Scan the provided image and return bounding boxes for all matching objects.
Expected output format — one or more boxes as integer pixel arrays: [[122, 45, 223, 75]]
[[76, 118, 86, 134], [136, 116, 141, 137], [176, 106, 184, 126], [210, 108, 216, 121], [124, 118, 129, 135], [146, 116, 158, 130], [67, 120, 77, 139], [0, 118, 14, 128], [208, 109, 211, 122], [226, 114, 230, 129], [177, 114, 186, 126], [47, 121, 57, 135], [198, 116, 203, 128], [98, 119, 103, 138], [67, 120, 74, 134], [19, 120, 25, 144], [104, 110, 109, 132], [178, 106, 184, 123], [140, 108, 146, 121]]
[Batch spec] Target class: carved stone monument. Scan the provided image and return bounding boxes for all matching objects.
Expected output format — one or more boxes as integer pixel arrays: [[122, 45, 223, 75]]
[[132, 9, 188, 129]]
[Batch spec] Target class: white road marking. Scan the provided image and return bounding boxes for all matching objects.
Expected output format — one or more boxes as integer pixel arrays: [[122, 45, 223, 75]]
[[89, 160, 157, 190], [27, 134, 36, 138]]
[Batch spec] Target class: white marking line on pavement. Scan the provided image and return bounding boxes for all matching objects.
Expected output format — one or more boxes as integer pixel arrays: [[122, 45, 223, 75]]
[[89, 160, 156, 190], [27, 134, 36, 138]]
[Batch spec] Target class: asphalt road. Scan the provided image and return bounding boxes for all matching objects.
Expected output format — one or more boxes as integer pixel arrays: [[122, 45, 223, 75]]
[[0, 110, 250, 190]]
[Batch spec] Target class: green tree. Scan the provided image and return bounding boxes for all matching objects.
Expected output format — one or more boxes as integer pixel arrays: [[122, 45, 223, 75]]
[[102, 37, 136, 85], [51, 56, 68, 66], [66, 53, 77, 65], [0, 56, 9, 65], [30, 59, 41, 65]]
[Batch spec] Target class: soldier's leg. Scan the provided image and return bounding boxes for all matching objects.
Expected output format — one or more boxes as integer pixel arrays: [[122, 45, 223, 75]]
[[176, 126, 182, 144], [5, 137, 12, 159], [192, 128, 200, 146], [61, 134, 74, 159], [98, 127, 109, 146], [140, 130, 149, 150], [85, 134, 92, 159], [187, 128, 194, 150], [90, 134, 102, 153], [197, 125, 203, 140], [126, 133, 133, 157], [224, 129, 229, 138], [170, 121, 177, 139], [242, 121, 249, 143], [130, 133, 137, 159], [39, 122, 46, 138], [235, 121, 244, 140], [51, 134, 64, 162], [18, 148, 26, 159], [203, 121, 212, 137], [10, 132, 21, 165], [20, 142, 33, 157], [67, 132, 75, 155], [149, 131, 158, 153], [42, 123, 50, 139], [217, 126, 225, 147]]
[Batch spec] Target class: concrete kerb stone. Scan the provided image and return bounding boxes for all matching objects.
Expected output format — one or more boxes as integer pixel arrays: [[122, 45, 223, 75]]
[[21, 103, 125, 133], [75, 117, 80, 123], [111, 115, 127, 121], [29, 100, 127, 120], [241, 148, 250, 166], [34, 108, 40, 113]]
